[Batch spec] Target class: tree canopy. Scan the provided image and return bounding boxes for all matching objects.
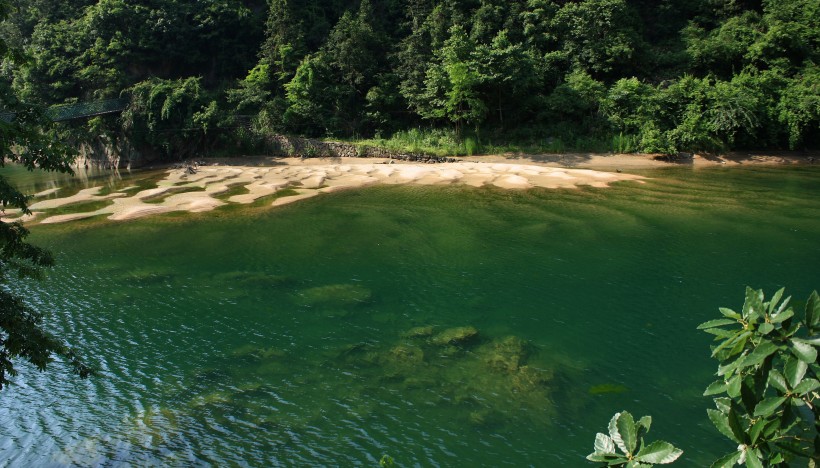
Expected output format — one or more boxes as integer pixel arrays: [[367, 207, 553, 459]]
[[0, 0, 91, 390], [2, 0, 819, 155]]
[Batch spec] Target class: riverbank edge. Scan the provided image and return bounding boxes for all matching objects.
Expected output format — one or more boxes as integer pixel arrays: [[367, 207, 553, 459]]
[[151, 151, 818, 173]]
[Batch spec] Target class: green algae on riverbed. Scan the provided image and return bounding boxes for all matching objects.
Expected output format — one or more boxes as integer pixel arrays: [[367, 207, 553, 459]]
[[3, 166, 820, 466]]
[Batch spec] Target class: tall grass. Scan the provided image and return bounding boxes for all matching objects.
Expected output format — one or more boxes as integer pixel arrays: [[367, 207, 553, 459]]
[[341, 127, 641, 156], [611, 132, 639, 154]]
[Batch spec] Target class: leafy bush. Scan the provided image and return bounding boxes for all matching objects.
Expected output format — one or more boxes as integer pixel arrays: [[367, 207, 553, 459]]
[[121, 77, 219, 160], [586, 411, 683, 467], [591, 288, 819, 467], [699, 288, 819, 466]]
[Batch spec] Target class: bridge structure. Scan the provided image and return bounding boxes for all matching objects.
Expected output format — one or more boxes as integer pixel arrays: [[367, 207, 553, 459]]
[[0, 97, 128, 123]]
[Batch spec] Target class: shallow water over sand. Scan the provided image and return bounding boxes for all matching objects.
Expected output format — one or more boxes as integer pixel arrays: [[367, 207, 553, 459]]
[[1, 165, 819, 466]]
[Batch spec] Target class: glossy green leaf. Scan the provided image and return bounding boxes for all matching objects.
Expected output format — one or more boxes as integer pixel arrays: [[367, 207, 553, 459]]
[[704, 380, 727, 396], [711, 330, 749, 358], [799, 335, 820, 346], [773, 295, 792, 316], [709, 450, 742, 468], [717, 355, 745, 377], [784, 357, 808, 388], [744, 447, 764, 468], [726, 404, 746, 444], [594, 432, 616, 455], [726, 374, 742, 398], [719, 307, 741, 319], [714, 397, 731, 413], [707, 409, 739, 443], [635, 416, 651, 442], [753, 396, 787, 417], [749, 418, 767, 444], [792, 378, 820, 395], [742, 287, 764, 320], [770, 308, 793, 324], [775, 438, 811, 457], [792, 400, 816, 427], [635, 440, 683, 464], [626, 462, 651, 468], [761, 417, 781, 439], [768, 287, 785, 313], [616, 411, 637, 455], [585, 452, 625, 463], [703, 327, 736, 338], [806, 290, 819, 331], [757, 322, 774, 335], [608, 412, 626, 454], [791, 340, 817, 363], [741, 341, 778, 367], [767, 370, 789, 393], [698, 318, 736, 330]]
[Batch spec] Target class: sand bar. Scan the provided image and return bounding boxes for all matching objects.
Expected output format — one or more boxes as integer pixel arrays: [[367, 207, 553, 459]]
[[33, 161, 644, 224]]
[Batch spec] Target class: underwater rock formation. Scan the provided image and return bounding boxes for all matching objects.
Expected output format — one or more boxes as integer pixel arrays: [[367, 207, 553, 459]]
[[293, 283, 372, 307], [429, 326, 479, 346]]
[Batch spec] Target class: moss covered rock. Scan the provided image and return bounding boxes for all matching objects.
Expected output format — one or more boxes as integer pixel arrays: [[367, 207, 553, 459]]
[[480, 336, 529, 373], [430, 326, 479, 346], [294, 283, 372, 307], [401, 325, 435, 339]]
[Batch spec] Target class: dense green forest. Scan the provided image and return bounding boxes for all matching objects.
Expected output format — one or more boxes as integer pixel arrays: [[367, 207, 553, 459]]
[[1, 0, 818, 158]]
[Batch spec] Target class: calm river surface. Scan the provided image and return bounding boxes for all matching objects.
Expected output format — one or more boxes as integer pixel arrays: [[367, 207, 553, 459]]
[[1, 165, 818, 466]]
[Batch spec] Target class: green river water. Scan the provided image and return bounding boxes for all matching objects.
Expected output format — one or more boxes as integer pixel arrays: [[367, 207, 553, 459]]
[[0, 165, 818, 466]]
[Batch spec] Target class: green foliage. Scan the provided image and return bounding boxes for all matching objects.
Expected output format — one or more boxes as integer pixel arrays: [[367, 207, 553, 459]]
[[777, 64, 820, 150], [0, 0, 91, 390], [586, 411, 683, 467], [699, 287, 820, 466], [4, 0, 820, 153], [544, 70, 607, 139], [551, 0, 646, 79], [421, 25, 488, 134], [121, 77, 222, 159], [282, 0, 389, 137]]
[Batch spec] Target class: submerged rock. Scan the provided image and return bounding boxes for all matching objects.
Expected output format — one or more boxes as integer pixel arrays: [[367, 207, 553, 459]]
[[231, 345, 287, 361], [511, 365, 553, 394], [430, 326, 479, 346], [468, 409, 504, 428], [387, 344, 424, 365], [401, 325, 435, 339], [294, 283, 372, 307], [215, 271, 295, 289], [481, 336, 529, 373], [124, 268, 176, 285]]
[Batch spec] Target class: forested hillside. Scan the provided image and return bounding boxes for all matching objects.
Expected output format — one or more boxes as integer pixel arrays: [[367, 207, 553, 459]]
[[1, 0, 818, 158]]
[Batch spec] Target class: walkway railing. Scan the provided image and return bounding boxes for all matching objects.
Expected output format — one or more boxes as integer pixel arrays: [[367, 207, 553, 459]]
[[0, 98, 128, 123]]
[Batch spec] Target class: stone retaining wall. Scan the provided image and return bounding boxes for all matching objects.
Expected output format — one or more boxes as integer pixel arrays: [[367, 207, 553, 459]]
[[75, 135, 147, 169]]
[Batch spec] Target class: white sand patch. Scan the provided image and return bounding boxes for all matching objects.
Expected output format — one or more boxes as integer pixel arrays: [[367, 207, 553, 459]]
[[33, 188, 61, 197], [108, 204, 172, 221], [271, 191, 320, 207], [299, 174, 326, 189], [29, 187, 116, 209], [40, 212, 104, 224], [493, 174, 532, 189], [161, 192, 226, 213], [29, 161, 643, 224]]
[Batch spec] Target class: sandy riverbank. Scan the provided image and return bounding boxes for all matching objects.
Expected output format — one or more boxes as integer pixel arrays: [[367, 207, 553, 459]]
[[9, 150, 816, 224], [457, 151, 818, 168], [11, 160, 645, 224]]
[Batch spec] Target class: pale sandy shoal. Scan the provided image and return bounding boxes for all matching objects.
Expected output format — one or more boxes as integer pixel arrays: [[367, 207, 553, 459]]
[[454, 152, 819, 168], [33, 161, 644, 224]]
